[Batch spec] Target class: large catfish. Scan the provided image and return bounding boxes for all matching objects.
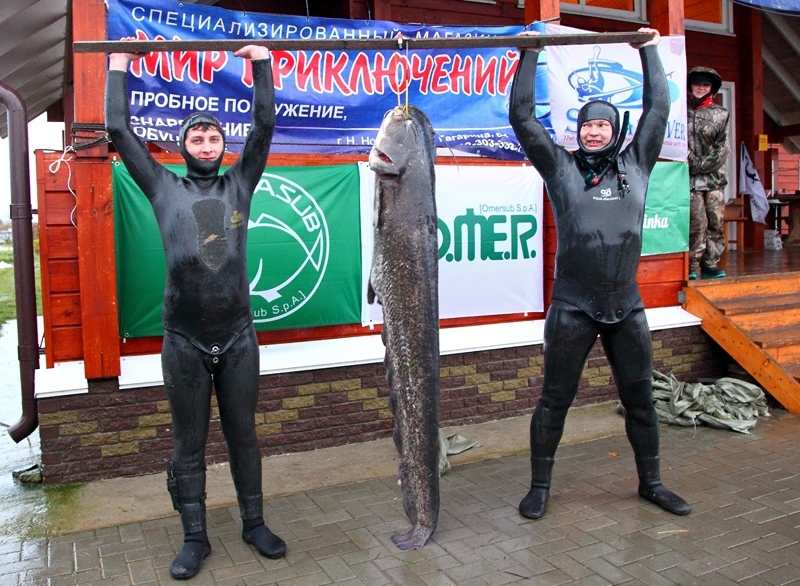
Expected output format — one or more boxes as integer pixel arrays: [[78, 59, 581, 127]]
[[367, 105, 440, 550]]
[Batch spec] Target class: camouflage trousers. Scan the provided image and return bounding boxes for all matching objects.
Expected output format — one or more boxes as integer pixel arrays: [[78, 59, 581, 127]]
[[689, 188, 726, 270]]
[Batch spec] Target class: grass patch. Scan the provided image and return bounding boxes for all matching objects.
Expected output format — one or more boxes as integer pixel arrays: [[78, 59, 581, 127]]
[[0, 246, 43, 327]]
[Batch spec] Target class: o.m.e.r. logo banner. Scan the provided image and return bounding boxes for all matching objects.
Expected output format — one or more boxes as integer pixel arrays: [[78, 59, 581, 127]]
[[360, 164, 546, 326], [113, 163, 361, 338]]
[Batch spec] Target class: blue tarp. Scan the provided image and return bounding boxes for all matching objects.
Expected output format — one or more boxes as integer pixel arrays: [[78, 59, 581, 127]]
[[733, 0, 800, 12]]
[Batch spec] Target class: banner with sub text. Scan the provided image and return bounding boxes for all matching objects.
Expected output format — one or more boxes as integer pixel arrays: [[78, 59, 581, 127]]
[[543, 23, 687, 162], [113, 162, 363, 338]]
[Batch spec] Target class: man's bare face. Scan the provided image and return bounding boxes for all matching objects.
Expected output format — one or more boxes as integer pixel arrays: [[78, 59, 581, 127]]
[[580, 119, 613, 151], [184, 126, 223, 161]]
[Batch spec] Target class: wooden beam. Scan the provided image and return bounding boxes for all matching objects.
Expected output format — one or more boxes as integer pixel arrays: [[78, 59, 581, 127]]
[[75, 161, 121, 378], [764, 12, 800, 61], [773, 123, 800, 142], [736, 2, 765, 251], [648, 0, 684, 36], [763, 46, 800, 106], [74, 31, 655, 54], [524, 0, 560, 25], [373, 0, 391, 21], [72, 0, 121, 379]]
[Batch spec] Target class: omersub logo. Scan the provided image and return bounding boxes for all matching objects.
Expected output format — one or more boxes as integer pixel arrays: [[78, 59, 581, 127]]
[[248, 173, 329, 322], [438, 208, 538, 262]]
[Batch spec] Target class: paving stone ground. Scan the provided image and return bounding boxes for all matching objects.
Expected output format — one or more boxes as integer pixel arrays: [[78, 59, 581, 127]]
[[3, 411, 799, 586]]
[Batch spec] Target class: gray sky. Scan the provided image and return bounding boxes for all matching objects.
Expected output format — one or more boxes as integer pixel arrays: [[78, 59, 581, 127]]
[[0, 114, 65, 222]]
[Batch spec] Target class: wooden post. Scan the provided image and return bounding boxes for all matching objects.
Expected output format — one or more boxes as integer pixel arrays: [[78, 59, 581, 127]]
[[524, 0, 560, 25], [648, 0, 685, 36], [72, 0, 122, 378], [373, 0, 391, 21], [736, 2, 765, 251]]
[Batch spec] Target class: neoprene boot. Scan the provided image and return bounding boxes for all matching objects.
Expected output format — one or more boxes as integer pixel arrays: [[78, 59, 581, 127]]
[[519, 407, 563, 520], [636, 456, 691, 515], [519, 457, 555, 519], [238, 494, 286, 559], [168, 467, 212, 580]]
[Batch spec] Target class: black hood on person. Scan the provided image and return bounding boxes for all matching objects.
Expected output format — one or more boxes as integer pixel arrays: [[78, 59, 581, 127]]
[[179, 112, 225, 180], [576, 100, 620, 160], [574, 100, 629, 191]]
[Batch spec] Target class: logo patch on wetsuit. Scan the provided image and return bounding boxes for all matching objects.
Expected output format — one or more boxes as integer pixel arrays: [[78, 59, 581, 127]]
[[192, 199, 227, 271], [230, 210, 244, 228], [593, 187, 620, 202]]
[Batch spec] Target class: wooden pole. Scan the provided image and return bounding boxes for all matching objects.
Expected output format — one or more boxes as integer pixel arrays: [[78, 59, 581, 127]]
[[73, 31, 654, 54], [525, 0, 560, 26], [72, 0, 122, 379]]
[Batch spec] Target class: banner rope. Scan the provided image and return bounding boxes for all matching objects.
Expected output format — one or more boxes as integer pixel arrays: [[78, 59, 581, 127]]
[[47, 146, 78, 228]]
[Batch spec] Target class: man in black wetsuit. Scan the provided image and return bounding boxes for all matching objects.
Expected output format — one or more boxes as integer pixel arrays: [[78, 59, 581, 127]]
[[106, 43, 285, 579], [509, 28, 691, 520]]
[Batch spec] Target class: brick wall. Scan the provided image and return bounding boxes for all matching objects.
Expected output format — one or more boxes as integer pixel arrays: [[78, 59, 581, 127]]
[[37, 325, 727, 484]]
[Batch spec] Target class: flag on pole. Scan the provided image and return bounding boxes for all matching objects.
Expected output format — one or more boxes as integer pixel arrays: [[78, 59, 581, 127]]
[[739, 142, 769, 224]]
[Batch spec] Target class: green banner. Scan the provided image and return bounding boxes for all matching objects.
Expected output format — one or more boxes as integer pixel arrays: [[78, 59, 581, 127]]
[[113, 163, 362, 338], [641, 162, 690, 256]]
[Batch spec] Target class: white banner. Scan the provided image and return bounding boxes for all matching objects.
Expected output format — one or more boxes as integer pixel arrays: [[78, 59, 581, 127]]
[[543, 24, 688, 162], [359, 164, 545, 325], [739, 142, 769, 224]]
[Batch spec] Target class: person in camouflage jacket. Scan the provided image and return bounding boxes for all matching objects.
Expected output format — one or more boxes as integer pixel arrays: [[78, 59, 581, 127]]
[[687, 66, 730, 279]]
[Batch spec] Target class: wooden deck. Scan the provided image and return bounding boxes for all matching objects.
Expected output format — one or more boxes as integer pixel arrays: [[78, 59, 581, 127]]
[[683, 246, 800, 414], [719, 247, 800, 278]]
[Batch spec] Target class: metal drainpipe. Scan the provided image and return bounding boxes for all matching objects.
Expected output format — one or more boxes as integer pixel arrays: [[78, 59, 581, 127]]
[[1, 82, 39, 443]]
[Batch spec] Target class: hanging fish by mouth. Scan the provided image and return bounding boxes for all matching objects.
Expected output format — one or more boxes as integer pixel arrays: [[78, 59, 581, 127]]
[[368, 103, 440, 551]]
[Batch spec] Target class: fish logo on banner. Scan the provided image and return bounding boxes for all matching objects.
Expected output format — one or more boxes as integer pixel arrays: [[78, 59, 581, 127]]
[[563, 45, 681, 129], [568, 46, 645, 106], [739, 142, 769, 224], [248, 173, 330, 322]]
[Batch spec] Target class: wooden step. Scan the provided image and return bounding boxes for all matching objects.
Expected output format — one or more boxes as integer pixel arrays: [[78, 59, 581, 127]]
[[751, 327, 800, 349], [729, 307, 800, 333], [688, 272, 800, 303], [784, 362, 800, 379], [682, 284, 800, 414], [715, 293, 800, 316], [763, 344, 800, 365]]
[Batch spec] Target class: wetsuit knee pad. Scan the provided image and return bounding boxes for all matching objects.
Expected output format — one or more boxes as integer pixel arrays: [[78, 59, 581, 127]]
[[535, 398, 571, 431], [619, 379, 658, 427]]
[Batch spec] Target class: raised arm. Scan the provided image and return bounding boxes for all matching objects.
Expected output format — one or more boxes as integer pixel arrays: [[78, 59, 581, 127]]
[[509, 43, 567, 181], [625, 29, 669, 173], [228, 46, 276, 194], [105, 49, 169, 200]]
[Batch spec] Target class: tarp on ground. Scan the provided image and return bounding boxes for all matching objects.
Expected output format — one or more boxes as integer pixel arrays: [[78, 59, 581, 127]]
[[650, 370, 770, 434]]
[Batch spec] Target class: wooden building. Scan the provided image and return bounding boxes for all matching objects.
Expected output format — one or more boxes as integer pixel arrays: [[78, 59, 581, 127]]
[[13, 0, 784, 483]]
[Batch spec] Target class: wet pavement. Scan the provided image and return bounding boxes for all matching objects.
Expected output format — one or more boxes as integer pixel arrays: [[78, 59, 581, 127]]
[[0, 395, 797, 585], [0, 319, 51, 543]]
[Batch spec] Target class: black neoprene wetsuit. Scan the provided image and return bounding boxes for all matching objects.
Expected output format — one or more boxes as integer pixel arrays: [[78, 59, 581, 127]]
[[509, 46, 670, 472], [105, 59, 275, 500]]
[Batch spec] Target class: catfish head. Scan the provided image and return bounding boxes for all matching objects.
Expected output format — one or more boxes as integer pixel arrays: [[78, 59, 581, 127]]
[[369, 105, 435, 180]]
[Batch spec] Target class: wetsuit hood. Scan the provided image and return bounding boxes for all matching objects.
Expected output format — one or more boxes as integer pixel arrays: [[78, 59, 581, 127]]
[[576, 100, 620, 160], [179, 112, 225, 180], [574, 100, 630, 191]]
